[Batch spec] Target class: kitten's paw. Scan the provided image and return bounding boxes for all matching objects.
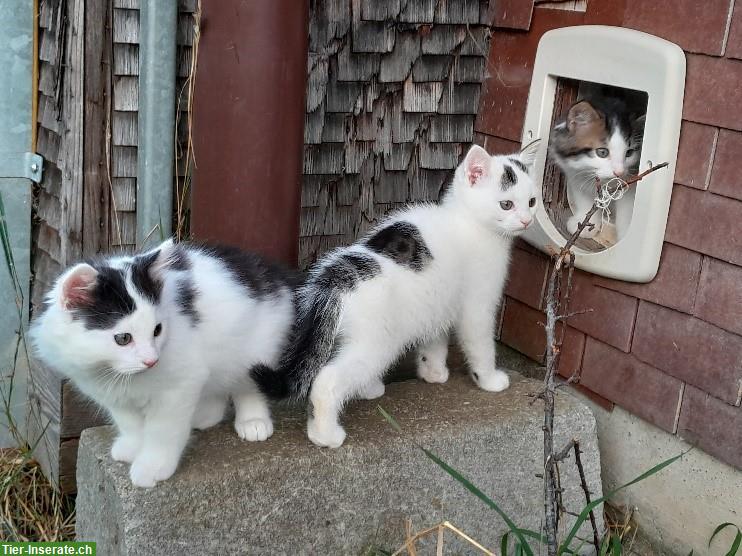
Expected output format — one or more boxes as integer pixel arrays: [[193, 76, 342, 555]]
[[192, 398, 227, 430], [111, 436, 140, 463], [417, 360, 450, 384], [357, 380, 385, 400], [235, 418, 274, 442], [472, 369, 510, 392], [307, 418, 346, 448], [129, 451, 179, 488], [567, 216, 598, 238]]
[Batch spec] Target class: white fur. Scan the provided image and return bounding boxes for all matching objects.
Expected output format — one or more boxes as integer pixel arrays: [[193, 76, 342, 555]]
[[306, 143, 539, 448], [559, 127, 641, 240], [30, 241, 294, 487]]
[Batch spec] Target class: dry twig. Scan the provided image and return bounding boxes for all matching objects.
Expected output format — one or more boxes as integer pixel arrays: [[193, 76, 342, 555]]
[[540, 162, 669, 555]]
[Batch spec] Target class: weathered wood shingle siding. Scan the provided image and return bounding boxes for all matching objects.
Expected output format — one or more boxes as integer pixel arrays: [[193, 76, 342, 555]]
[[300, 0, 492, 267], [30, 0, 198, 493]]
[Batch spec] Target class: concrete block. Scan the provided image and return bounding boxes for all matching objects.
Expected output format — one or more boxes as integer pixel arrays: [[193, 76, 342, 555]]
[[76, 372, 603, 555]]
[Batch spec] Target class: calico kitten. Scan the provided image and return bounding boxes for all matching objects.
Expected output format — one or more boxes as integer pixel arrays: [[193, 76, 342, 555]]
[[252, 142, 540, 448], [30, 240, 296, 487], [550, 98, 644, 240]]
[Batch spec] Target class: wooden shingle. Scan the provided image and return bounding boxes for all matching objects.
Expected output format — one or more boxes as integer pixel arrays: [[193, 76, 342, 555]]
[[379, 31, 421, 82], [429, 115, 474, 142], [412, 55, 453, 81]]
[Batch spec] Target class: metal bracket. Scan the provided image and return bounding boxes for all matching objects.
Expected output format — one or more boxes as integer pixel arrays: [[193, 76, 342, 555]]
[[0, 152, 44, 183]]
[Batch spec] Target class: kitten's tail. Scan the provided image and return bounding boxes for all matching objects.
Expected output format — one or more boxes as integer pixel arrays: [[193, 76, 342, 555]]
[[250, 285, 343, 401]]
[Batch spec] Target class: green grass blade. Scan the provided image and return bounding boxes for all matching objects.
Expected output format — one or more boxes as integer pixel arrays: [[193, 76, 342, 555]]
[[378, 406, 533, 556], [559, 451, 685, 554], [709, 522, 742, 556], [419, 446, 533, 555], [610, 534, 621, 556], [377, 406, 403, 433]]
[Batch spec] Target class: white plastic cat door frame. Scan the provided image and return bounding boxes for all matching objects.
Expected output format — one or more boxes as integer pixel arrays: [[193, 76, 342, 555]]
[[521, 26, 686, 282]]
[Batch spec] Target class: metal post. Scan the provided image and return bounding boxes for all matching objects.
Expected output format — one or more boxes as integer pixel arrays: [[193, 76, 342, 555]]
[[0, 0, 35, 446], [136, 0, 177, 247]]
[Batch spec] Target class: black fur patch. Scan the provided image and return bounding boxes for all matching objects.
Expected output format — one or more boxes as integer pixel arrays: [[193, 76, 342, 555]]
[[175, 279, 200, 326], [201, 244, 297, 298], [366, 221, 432, 271], [315, 253, 381, 290], [501, 164, 517, 190], [508, 158, 528, 173], [130, 250, 163, 303], [168, 244, 191, 271], [73, 266, 136, 330]]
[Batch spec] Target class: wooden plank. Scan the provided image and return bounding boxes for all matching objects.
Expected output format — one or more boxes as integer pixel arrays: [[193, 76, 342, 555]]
[[113, 8, 139, 44], [402, 79, 443, 112], [303, 143, 345, 174], [421, 24, 466, 55], [360, 0, 401, 21], [110, 211, 137, 247], [113, 43, 138, 75], [399, 0, 437, 22], [453, 56, 485, 83], [379, 30, 421, 82], [337, 41, 379, 82], [36, 125, 61, 164], [112, 178, 137, 211], [112, 111, 138, 146], [429, 114, 474, 142], [27, 360, 63, 489], [113, 75, 138, 111], [114, 0, 199, 11], [419, 141, 462, 169], [33, 222, 62, 265], [83, 0, 112, 258], [112, 146, 138, 178], [434, 0, 480, 24], [58, 439, 79, 494], [56, 0, 84, 265], [374, 169, 409, 203], [437, 82, 481, 114], [383, 143, 415, 171], [306, 54, 329, 112], [61, 382, 109, 439], [412, 54, 452, 81], [343, 140, 374, 173]]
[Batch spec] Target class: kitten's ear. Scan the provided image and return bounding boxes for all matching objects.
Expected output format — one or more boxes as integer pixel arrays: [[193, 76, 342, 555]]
[[463, 144, 490, 186], [59, 264, 98, 310], [147, 238, 178, 278], [567, 100, 602, 132], [519, 139, 541, 167], [633, 114, 646, 133]]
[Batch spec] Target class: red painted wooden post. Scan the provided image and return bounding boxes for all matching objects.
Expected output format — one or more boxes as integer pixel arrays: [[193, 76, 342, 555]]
[[191, 0, 309, 266]]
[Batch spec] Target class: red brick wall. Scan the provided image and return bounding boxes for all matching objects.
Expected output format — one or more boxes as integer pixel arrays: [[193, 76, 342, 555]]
[[476, 0, 742, 470]]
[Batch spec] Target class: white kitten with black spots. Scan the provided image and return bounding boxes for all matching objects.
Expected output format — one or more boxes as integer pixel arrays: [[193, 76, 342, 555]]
[[252, 142, 540, 448], [30, 240, 296, 487]]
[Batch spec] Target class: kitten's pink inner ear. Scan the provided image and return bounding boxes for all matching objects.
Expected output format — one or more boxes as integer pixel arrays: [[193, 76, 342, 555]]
[[465, 146, 490, 186], [61, 265, 98, 310], [467, 164, 485, 185]]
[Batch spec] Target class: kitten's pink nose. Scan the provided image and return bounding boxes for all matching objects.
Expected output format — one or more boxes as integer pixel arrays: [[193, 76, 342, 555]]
[[143, 358, 158, 368], [520, 217, 532, 227], [613, 169, 625, 177]]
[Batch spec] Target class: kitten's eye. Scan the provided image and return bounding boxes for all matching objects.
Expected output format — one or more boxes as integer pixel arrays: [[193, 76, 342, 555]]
[[529, 197, 537, 208], [500, 200, 514, 210], [626, 149, 635, 156], [114, 333, 132, 346], [153, 323, 162, 337], [595, 148, 609, 158]]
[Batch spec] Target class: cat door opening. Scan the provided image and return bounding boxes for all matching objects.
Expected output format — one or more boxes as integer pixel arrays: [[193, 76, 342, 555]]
[[520, 26, 685, 282], [542, 79, 648, 253]]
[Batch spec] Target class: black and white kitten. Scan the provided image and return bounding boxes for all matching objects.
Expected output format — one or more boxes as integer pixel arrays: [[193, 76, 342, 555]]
[[252, 142, 540, 448], [30, 240, 296, 487], [550, 97, 645, 241]]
